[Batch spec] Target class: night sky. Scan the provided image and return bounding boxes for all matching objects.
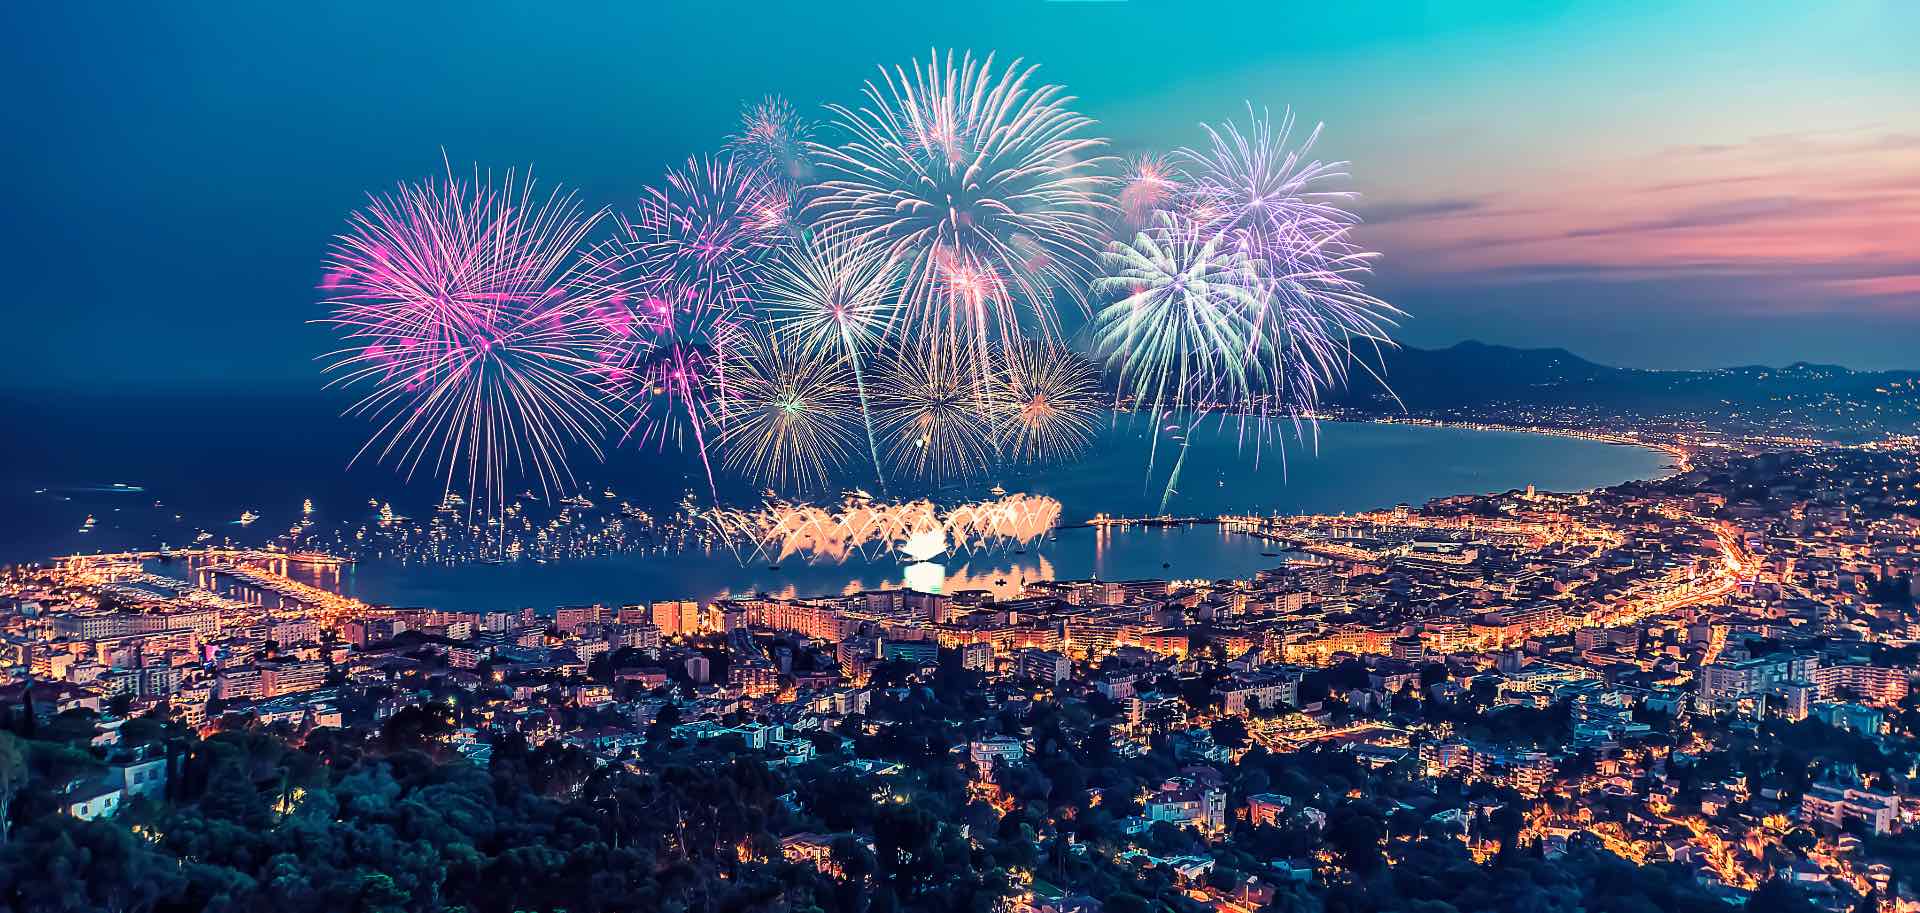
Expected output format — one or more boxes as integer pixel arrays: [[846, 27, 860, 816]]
[[3, 1, 1915, 393]]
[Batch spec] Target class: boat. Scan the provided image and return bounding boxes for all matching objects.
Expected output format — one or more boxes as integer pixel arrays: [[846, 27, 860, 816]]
[[767, 565, 781, 571], [989, 484, 1007, 496], [238, 511, 259, 525]]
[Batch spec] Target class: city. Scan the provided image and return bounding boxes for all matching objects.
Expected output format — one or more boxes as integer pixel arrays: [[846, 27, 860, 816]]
[[5, 426, 1920, 911], [4, 3, 1918, 912]]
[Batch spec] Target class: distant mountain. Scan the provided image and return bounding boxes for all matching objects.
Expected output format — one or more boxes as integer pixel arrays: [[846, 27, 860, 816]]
[[1330, 341, 1920, 435]]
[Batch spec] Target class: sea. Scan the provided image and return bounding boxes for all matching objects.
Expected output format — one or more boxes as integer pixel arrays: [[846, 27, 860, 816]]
[[0, 390, 1675, 611]]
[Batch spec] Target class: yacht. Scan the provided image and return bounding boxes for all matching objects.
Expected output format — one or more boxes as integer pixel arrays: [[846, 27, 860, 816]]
[[238, 510, 260, 525]]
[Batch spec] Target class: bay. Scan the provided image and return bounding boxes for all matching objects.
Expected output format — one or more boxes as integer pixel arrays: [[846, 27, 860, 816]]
[[0, 392, 1673, 610]]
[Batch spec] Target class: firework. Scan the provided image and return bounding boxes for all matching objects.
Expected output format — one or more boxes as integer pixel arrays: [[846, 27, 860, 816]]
[[713, 328, 860, 493], [730, 95, 816, 190], [580, 279, 744, 497], [706, 492, 1060, 564], [1176, 107, 1356, 253], [759, 234, 902, 488], [871, 342, 997, 481], [991, 341, 1103, 463], [1092, 211, 1269, 511], [631, 153, 781, 300], [320, 165, 617, 519], [1092, 212, 1267, 413], [578, 154, 783, 496], [1118, 153, 1179, 227], [1175, 106, 1401, 413], [809, 50, 1115, 360]]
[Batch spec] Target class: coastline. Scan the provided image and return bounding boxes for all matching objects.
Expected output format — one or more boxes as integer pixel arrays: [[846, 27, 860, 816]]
[[83, 420, 1679, 612]]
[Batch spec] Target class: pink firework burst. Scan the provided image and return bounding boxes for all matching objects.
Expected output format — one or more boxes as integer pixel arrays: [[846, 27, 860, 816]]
[[579, 218, 758, 498], [319, 164, 619, 518], [629, 153, 781, 303], [729, 94, 817, 189], [1119, 153, 1179, 228]]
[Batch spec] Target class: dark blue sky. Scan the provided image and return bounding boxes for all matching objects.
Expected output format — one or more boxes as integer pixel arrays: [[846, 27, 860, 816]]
[[3, 1, 1915, 392]]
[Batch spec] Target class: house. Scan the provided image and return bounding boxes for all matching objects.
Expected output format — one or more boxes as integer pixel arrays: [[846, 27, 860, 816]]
[[1247, 792, 1292, 827], [67, 756, 170, 820], [1144, 776, 1226, 832]]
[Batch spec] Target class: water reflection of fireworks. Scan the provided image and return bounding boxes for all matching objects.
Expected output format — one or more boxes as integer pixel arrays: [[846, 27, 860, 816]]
[[704, 492, 1061, 565]]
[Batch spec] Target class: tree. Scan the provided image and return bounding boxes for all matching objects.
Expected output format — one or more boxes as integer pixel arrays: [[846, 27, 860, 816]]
[[0, 815, 187, 912], [0, 733, 21, 845], [1747, 877, 1821, 913], [646, 704, 681, 750], [1211, 717, 1250, 751]]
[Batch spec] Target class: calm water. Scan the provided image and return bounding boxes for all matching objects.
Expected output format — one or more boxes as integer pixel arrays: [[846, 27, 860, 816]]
[[0, 392, 1672, 610]]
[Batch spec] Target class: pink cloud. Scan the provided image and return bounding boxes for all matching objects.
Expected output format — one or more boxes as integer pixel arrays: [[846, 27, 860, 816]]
[[1359, 128, 1920, 312]]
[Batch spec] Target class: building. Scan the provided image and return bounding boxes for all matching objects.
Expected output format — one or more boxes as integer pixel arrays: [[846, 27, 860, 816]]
[[216, 667, 263, 701], [960, 641, 994, 672], [1144, 776, 1226, 832], [1813, 664, 1909, 706], [969, 736, 1025, 768], [555, 605, 607, 634], [1017, 649, 1071, 685], [1247, 793, 1292, 828], [1802, 782, 1901, 835], [1219, 670, 1300, 716], [1696, 653, 1818, 705], [881, 640, 939, 665], [1390, 636, 1426, 663], [260, 660, 326, 698]]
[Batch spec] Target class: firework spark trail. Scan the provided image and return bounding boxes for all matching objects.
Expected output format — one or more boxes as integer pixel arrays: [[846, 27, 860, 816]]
[[579, 281, 741, 499], [633, 153, 781, 302], [1085, 108, 1400, 509], [1174, 105, 1401, 418], [705, 493, 1061, 564], [580, 153, 783, 499], [1119, 153, 1179, 229], [872, 342, 999, 482], [991, 341, 1103, 464], [713, 327, 861, 493], [320, 164, 618, 523], [759, 235, 903, 491], [729, 95, 818, 238], [1092, 210, 1266, 504], [808, 49, 1116, 364]]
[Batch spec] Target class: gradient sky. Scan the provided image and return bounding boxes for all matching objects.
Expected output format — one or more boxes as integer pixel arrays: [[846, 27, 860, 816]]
[[2, 1, 1915, 392]]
